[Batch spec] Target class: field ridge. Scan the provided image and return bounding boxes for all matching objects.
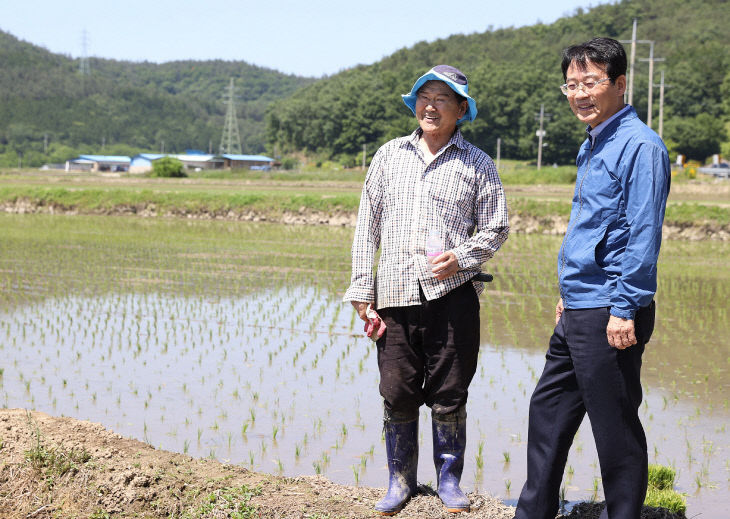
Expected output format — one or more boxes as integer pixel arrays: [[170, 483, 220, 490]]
[[3, 197, 729, 241]]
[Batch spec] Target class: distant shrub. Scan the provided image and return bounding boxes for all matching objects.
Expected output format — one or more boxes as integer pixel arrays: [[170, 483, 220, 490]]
[[281, 157, 298, 170], [151, 157, 186, 178]]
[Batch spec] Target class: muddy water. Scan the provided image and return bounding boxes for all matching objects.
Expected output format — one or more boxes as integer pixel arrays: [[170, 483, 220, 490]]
[[0, 215, 727, 516]]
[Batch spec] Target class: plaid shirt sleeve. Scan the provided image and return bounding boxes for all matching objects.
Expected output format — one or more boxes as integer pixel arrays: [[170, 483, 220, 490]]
[[343, 147, 385, 303], [452, 154, 509, 270]]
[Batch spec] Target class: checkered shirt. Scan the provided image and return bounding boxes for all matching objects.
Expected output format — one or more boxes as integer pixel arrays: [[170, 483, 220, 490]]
[[343, 128, 509, 309]]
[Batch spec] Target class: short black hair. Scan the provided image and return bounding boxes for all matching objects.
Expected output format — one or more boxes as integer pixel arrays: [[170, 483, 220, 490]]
[[561, 37, 627, 83]]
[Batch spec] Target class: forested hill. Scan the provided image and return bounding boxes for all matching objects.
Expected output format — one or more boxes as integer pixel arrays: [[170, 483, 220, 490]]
[[266, 0, 730, 164], [0, 29, 314, 166]]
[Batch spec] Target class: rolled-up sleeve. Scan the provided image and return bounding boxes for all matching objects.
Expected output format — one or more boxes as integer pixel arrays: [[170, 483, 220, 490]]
[[453, 160, 510, 270], [611, 142, 670, 319]]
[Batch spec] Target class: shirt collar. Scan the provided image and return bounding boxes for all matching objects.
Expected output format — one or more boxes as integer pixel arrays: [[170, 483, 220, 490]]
[[587, 104, 632, 145], [408, 127, 466, 152]]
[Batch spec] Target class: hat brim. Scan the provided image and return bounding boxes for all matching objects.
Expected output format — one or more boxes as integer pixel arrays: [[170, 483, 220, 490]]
[[402, 70, 477, 125]]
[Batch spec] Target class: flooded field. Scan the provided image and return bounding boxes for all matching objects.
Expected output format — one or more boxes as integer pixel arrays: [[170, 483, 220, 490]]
[[0, 214, 727, 516]]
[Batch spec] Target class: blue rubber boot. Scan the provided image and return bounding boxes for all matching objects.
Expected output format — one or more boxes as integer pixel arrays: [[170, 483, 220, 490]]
[[432, 408, 470, 512], [374, 419, 419, 515]]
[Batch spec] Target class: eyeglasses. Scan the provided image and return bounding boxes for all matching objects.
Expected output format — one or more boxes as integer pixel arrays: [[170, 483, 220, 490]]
[[560, 78, 611, 96]]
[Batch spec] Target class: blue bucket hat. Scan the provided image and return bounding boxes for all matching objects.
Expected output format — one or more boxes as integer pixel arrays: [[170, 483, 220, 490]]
[[402, 65, 477, 125]]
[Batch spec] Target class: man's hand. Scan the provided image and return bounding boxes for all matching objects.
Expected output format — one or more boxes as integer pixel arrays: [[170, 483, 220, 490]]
[[350, 300, 370, 323], [431, 251, 460, 280], [555, 298, 564, 325], [606, 315, 637, 349]]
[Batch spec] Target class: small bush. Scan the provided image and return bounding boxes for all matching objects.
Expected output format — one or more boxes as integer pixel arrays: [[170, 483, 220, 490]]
[[281, 157, 298, 170], [151, 157, 186, 178]]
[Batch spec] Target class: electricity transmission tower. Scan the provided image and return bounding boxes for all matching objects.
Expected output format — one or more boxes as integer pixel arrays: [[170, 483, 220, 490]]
[[79, 29, 90, 76], [219, 78, 242, 155]]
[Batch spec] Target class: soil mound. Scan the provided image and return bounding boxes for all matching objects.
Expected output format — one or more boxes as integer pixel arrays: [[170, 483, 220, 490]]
[[0, 409, 514, 518]]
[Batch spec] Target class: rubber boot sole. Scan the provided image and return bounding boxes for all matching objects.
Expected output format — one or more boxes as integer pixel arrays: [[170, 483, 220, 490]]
[[444, 505, 470, 513], [376, 504, 407, 516]]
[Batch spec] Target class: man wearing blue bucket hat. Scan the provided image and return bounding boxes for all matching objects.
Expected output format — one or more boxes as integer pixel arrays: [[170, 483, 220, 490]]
[[344, 65, 509, 514]]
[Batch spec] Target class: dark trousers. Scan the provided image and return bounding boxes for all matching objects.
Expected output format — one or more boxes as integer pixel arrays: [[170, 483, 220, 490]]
[[515, 303, 655, 519], [376, 282, 480, 422]]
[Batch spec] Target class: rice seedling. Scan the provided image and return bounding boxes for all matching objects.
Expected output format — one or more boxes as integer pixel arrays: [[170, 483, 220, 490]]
[[475, 440, 484, 471]]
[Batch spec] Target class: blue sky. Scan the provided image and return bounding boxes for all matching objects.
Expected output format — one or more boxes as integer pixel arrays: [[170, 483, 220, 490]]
[[0, 0, 608, 77]]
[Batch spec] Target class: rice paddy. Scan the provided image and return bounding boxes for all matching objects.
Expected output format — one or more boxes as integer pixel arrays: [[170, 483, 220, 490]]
[[0, 213, 727, 516]]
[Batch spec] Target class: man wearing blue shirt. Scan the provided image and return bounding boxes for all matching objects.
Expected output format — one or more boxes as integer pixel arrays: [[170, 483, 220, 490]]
[[514, 38, 670, 519]]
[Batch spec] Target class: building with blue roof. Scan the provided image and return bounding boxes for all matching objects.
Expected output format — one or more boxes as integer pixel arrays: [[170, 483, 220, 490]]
[[129, 154, 166, 173], [65, 155, 131, 172], [222, 154, 275, 170]]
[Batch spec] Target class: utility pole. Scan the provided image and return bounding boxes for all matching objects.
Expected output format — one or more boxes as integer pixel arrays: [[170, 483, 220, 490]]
[[496, 137, 501, 171], [627, 19, 637, 106], [654, 70, 671, 140], [43, 133, 48, 155], [638, 41, 665, 129], [535, 104, 551, 170], [219, 78, 243, 155]]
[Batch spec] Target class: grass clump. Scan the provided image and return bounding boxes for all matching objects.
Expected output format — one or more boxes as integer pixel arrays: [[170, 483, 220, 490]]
[[23, 413, 91, 487], [644, 464, 687, 514], [181, 484, 262, 519]]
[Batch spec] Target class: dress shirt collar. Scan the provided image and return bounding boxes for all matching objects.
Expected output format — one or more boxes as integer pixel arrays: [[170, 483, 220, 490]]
[[587, 104, 632, 145]]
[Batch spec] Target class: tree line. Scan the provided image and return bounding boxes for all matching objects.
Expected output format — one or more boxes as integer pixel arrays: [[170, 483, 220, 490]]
[[0, 30, 313, 167], [266, 0, 730, 165], [1, 0, 728, 169]]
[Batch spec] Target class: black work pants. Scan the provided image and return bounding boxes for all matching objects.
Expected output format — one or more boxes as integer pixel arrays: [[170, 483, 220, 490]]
[[376, 282, 480, 422], [515, 303, 655, 519]]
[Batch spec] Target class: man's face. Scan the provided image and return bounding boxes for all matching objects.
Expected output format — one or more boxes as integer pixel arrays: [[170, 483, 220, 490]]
[[565, 60, 626, 128], [415, 81, 467, 136]]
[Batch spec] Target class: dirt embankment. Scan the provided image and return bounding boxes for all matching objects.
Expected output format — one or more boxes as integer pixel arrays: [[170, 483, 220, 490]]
[[0, 409, 515, 519], [0, 410, 687, 519], [3, 199, 730, 241]]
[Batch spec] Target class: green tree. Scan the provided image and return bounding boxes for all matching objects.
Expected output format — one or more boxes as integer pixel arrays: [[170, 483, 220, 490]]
[[665, 113, 727, 161], [150, 157, 186, 178]]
